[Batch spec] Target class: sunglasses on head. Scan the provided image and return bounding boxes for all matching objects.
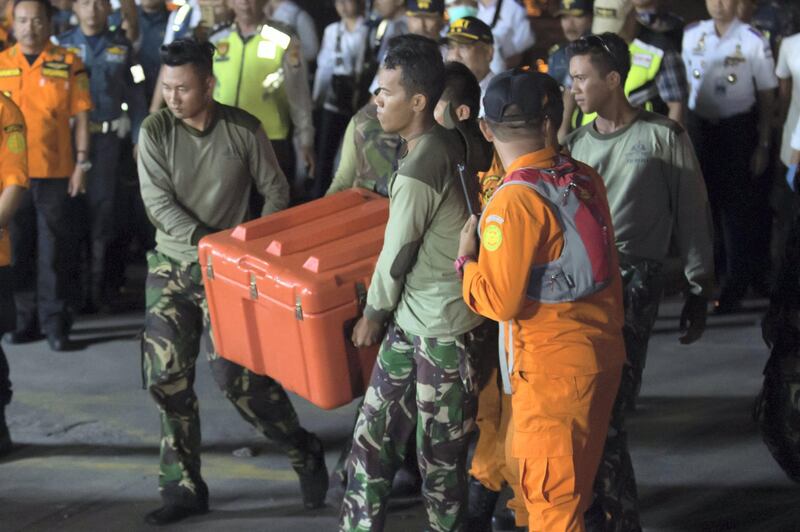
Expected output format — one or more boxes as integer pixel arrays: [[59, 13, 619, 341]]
[[577, 34, 621, 73]]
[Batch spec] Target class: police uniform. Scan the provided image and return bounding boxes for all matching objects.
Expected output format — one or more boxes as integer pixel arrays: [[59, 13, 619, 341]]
[[209, 20, 314, 187], [683, 18, 778, 309], [55, 25, 147, 307], [0, 43, 92, 340], [0, 93, 28, 451], [163, 0, 201, 45]]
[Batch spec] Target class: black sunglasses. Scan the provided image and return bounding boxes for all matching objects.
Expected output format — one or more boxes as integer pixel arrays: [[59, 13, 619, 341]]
[[577, 34, 621, 73]]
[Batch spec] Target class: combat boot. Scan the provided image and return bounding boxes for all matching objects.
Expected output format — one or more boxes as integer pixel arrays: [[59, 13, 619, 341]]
[[295, 432, 329, 509], [0, 408, 11, 457], [466, 476, 500, 532]]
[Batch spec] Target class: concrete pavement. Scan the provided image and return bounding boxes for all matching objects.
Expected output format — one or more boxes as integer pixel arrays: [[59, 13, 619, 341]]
[[1, 295, 799, 531]]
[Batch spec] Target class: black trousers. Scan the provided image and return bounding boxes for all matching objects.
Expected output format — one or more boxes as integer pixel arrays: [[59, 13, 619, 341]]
[[312, 108, 351, 199], [0, 266, 14, 407], [10, 178, 76, 335], [82, 132, 122, 299], [688, 110, 760, 303]]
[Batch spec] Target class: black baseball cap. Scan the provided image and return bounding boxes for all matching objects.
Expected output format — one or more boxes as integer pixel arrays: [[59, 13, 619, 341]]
[[446, 16, 494, 45], [556, 0, 593, 16], [483, 69, 564, 124], [407, 0, 445, 16]]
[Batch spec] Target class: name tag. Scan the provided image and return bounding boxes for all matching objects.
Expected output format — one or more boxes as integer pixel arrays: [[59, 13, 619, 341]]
[[130, 64, 145, 84], [632, 53, 652, 69], [42, 61, 69, 79], [0, 68, 21, 77]]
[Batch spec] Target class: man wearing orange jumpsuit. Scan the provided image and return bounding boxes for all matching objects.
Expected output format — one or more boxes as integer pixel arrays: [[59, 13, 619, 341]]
[[0, 92, 28, 456], [457, 69, 625, 532], [0, 0, 91, 351]]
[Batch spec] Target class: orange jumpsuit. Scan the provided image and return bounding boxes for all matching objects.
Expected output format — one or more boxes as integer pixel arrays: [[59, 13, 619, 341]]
[[0, 43, 92, 178], [469, 153, 529, 525], [463, 147, 625, 532], [0, 91, 27, 267]]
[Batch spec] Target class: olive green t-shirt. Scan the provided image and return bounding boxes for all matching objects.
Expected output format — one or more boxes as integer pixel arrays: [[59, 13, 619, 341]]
[[565, 111, 714, 297], [365, 123, 484, 337], [138, 104, 289, 263]]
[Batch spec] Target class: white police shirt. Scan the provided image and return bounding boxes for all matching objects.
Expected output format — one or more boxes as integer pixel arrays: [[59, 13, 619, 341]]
[[682, 18, 777, 120], [478, 0, 535, 74]]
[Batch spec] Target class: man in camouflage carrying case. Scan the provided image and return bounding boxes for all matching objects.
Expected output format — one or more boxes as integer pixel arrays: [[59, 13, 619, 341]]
[[137, 39, 328, 526]]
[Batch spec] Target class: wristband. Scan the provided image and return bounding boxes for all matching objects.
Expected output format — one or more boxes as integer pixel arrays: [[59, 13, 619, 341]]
[[454, 255, 476, 279]]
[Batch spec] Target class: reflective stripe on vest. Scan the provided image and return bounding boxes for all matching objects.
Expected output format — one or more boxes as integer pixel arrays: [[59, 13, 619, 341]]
[[572, 38, 664, 128], [212, 24, 291, 141]]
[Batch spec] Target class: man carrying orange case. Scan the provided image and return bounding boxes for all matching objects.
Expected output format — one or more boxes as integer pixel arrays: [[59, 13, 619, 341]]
[[457, 69, 625, 532]]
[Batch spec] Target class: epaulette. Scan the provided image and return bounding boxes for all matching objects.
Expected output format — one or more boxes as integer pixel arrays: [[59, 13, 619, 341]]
[[264, 19, 297, 40], [684, 20, 701, 31], [747, 25, 766, 39]]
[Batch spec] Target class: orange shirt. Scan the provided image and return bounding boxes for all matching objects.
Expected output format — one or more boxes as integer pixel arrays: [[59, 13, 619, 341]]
[[0, 43, 92, 178], [463, 147, 626, 376], [0, 92, 28, 267]]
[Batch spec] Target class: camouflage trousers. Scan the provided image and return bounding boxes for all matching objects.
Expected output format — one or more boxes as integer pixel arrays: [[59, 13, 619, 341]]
[[143, 251, 319, 506], [340, 323, 480, 531], [589, 259, 663, 532]]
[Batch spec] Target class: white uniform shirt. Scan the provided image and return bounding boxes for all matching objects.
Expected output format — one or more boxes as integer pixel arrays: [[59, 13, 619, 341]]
[[271, 1, 320, 64], [313, 19, 368, 111], [776, 33, 800, 166], [682, 18, 777, 120], [477, 0, 534, 74], [478, 71, 495, 118]]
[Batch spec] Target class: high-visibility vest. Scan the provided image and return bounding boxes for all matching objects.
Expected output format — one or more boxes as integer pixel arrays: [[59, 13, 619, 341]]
[[212, 24, 291, 141], [572, 38, 664, 128]]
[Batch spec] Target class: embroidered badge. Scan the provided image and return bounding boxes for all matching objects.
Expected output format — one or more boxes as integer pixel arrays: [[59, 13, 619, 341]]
[[482, 224, 503, 252]]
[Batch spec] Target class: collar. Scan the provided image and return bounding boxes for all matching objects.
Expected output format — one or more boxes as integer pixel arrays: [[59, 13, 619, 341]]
[[11, 42, 57, 69], [505, 146, 558, 174]]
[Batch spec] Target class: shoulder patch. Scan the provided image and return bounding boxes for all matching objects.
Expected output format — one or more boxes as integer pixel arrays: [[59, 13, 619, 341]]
[[685, 20, 701, 31], [482, 224, 503, 252]]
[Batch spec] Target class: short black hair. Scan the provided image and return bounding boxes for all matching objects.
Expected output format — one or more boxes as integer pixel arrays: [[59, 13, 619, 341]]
[[160, 38, 216, 79], [567, 32, 631, 85], [13, 0, 54, 19], [383, 34, 445, 114], [441, 61, 481, 121]]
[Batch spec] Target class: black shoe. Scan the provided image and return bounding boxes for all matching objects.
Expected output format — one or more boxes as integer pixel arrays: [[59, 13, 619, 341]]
[[296, 435, 329, 509], [492, 506, 525, 531], [46, 333, 72, 352], [143, 502, 209, 526], [5, 329, 42, 344], [466, 476, 500, 532], [0, 410, 11, 457], [390, 463, 422, 498]]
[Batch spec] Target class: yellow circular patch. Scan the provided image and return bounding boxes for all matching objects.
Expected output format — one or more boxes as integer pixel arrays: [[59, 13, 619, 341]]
[[482, 224, 503, 252], [7, 131, 25, 154]]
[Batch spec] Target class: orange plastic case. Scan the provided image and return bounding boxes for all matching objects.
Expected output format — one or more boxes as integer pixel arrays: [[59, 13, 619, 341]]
[[198, 189, 389, 410]]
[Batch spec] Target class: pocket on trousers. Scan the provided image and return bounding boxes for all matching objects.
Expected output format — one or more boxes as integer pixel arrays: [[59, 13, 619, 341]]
[[520, 456, 577, 507], [511, 372, 575, 458]]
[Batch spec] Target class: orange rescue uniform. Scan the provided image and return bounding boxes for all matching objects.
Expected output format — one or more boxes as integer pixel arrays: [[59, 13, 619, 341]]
[[0, 43, 92, 178], [463, 147, 625, 532], [0, 91, 27, 267], [470, 152, 529, 525]]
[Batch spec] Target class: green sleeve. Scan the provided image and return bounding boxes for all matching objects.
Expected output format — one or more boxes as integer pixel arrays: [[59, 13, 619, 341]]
[[364, 174, 437, 323], [137, 123, 202, 245], [671, 130, 715, 298], [326, 117, 357, 196]]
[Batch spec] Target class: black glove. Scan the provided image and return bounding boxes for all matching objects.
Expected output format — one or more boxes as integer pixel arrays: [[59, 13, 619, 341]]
[[679, 294, 707, 345]]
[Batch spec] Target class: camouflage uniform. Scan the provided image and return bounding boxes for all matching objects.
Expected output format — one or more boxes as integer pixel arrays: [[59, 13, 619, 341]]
[[340, 323, 480, 532], [588, 259, 664, 532], [326, 102, 401, 197], [143, 250, 323, 506]]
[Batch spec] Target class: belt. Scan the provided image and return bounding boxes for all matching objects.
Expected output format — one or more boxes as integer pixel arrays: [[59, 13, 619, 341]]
[[89, 119, 121, 134]]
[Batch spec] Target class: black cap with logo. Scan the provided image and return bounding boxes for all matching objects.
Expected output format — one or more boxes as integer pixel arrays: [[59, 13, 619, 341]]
[[407, 0, 445, 16], [446, 16, 494, 45], [556, 0, 593, 17]]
